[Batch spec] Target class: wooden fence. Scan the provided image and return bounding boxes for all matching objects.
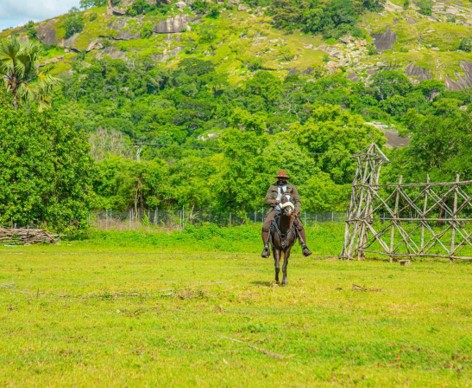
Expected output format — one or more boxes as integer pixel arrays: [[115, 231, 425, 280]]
[[340, 144, 472, 261]]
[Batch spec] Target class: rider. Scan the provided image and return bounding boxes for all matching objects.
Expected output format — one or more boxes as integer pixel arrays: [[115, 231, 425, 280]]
[[261, 169, 312, 258]]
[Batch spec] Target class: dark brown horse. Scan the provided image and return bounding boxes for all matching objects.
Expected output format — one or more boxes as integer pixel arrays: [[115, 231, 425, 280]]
[[269, 193, 297, 286]]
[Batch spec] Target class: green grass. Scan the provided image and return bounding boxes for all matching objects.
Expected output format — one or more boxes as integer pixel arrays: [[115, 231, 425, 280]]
[[0, 224, 471, 386]]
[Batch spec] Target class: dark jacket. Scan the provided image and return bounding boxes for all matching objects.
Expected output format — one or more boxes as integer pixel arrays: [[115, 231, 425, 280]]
[[264, 183, 301, 212]]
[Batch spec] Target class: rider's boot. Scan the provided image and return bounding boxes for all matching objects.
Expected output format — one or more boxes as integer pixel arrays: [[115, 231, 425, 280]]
[[298, 228, 312, 257], [261, 231, 270, 258]]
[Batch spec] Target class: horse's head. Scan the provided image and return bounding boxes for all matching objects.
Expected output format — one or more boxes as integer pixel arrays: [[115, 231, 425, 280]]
[[279, 193, 295, 217]]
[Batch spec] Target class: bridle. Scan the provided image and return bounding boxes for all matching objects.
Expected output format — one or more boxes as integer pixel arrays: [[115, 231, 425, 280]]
[[272, 194, 296, 248]]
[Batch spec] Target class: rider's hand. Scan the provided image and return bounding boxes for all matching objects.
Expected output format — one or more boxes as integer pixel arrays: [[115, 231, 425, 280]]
[[294, 210, 300, 217], [275, 200, 280, 205]]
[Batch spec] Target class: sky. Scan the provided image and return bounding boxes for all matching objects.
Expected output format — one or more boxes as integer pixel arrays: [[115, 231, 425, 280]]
[[0, 0, 81, 31]]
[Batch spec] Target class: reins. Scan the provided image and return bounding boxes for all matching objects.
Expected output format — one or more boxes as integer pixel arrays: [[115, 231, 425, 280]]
[[271, 213, 295, 249]]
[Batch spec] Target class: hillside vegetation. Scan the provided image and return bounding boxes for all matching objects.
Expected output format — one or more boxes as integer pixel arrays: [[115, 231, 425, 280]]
[[0, 0, 471, 233], [2, 0, 470, 83]]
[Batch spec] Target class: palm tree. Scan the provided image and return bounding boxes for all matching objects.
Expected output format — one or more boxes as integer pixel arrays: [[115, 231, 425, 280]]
[[0, 36, 59, 111]]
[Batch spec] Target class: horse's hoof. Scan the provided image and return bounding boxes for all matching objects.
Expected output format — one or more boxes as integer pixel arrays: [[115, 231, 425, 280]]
[[282, 281, 288, 287], [272, 282, 279, 287]]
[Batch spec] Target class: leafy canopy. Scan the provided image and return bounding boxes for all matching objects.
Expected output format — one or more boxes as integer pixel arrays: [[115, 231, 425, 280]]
[[0, 36, 59, 110]]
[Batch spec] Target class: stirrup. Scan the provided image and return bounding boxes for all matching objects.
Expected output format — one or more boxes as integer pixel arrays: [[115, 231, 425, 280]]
[[261, 245, 270, 258], [302, 245, 312, 257]]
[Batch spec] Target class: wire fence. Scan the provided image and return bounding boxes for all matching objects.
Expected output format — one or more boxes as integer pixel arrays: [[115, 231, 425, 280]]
[[90, 209, 347, 230]]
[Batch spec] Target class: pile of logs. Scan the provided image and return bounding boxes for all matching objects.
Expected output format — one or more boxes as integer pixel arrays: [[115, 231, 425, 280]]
[[0, 228, 58, 245]]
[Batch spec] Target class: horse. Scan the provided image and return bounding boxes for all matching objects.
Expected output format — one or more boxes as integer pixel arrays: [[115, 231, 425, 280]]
[[269, 192, 297, 286]]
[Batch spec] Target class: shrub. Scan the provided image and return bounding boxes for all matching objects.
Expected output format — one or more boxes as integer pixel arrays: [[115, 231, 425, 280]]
[[80, 0, 107, 9], [141, 22, 154, 39], [367, 44, 377, 55], [126, 0, 154, 16], [25, 20, 38, 40], [417, 0, 433, 16], [459, 38, 472, 52], [64, 7, 84, 38]]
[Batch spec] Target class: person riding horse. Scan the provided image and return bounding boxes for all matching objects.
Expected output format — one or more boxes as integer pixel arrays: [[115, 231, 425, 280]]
[[261, 170, 312, 258]]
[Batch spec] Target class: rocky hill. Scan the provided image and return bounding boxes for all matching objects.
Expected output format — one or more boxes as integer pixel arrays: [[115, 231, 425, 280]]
[[1, 0, 471, 90]]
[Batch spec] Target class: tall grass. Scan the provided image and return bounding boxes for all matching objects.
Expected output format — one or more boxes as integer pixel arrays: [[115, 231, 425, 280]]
[[83, 223, 346, 258]]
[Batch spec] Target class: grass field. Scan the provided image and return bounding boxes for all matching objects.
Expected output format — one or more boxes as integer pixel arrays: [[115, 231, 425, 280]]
[[0, 224, 471, 386]]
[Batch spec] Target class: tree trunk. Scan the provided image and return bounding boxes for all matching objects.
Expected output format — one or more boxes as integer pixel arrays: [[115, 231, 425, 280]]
[[11, 75, 19, 110]]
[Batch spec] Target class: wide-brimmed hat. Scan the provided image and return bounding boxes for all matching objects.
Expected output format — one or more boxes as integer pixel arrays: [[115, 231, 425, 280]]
[[275, 169, 290, 179]]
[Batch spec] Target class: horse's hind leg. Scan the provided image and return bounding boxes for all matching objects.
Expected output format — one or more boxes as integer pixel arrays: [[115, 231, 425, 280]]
[[282, 249, 291, 286], [274, 249, 280, 284]]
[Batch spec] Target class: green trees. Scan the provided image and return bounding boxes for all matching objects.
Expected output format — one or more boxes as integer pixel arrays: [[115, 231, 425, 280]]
[[293, 104, 385, 183], [51, 50, 471, 218], [268, 0, 377, 37], [359, 0, 386, 11], [93, 157, 169, 212], [64, 7, 85, 38], [395, 103, 472, 181], [370, 71, 412, 101], [0, 36, 59, 110], [0, 91, 93, 233], [25, 21, 38, 40], [79, 0, 107, 9]]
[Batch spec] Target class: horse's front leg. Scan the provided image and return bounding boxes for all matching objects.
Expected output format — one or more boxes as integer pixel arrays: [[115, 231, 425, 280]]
[[282, 248, 291, 286], [273, 249, 280, 284]]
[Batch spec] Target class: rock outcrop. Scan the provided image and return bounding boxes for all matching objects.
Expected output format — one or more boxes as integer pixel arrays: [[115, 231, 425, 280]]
[[95, 46, 127, 60], [446, 61, 472, 91], [63, 34, 81, 52], [87, 40, 104, 52], [37, 21, 57, 46], [153, 15, 191, 34], [365, 122, 409, 148], [372, 29, 396, 51], [108, 18, 141, 40], [405, 63, 432, 82]]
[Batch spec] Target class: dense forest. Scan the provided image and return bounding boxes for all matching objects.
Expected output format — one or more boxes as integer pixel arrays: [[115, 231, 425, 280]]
[[0, 0, 471, 233]]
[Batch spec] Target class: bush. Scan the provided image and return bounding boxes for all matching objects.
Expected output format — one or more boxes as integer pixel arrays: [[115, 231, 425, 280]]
[[141, 22, 154, 39], [459, 38, 472, 52], [367, 44, 377, 55], [25, 21, 38, 40], [126, 0, 154, 16], [64, 7, 84, 38], [79, 0, 107, 9], [417, 0, 433, 16]]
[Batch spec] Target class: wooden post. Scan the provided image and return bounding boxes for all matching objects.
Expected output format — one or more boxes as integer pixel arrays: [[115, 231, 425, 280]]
[[389, 176, 402, 262], [420, 175, 429, 254], [450, 175, 460, 262]]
